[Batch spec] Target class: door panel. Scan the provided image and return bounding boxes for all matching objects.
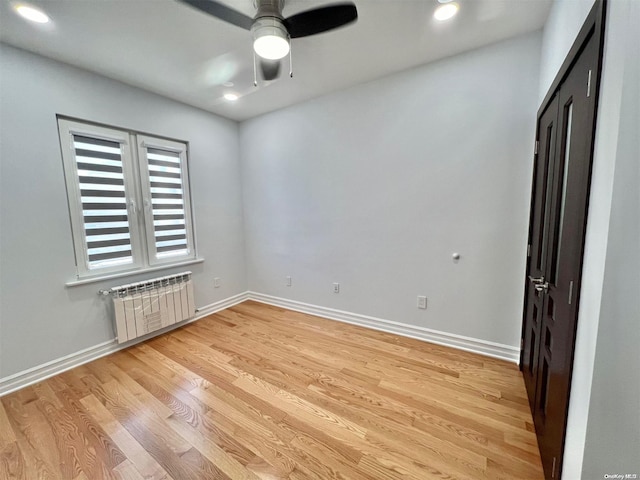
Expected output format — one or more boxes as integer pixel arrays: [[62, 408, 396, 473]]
[[521, 94, 559, 408]]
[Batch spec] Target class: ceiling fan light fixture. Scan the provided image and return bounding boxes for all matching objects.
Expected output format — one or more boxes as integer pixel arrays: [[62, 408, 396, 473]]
[[252, 17, 290, 60]]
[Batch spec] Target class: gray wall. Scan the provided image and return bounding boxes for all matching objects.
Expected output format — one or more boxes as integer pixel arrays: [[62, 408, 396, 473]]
[[581, 0, 640, 476], [538, 0, 595, 102], [0, 45, 247, 378], [240, 32, 541, 348]]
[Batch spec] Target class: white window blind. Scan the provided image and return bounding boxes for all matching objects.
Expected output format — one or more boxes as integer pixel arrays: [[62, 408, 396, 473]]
[[74, 135, 134, 269], [58, 119, 197, 279], [138, 136, 195, 265]]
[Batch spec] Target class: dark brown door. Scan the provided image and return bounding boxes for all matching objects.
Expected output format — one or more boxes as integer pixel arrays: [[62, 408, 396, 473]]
[[521, 4, 604, 478]]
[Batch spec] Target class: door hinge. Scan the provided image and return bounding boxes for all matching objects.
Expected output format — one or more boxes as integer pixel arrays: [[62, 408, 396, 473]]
[[527, 244, 531, 257], [534, 140, 540, 155], [587, 69, 592, 97], [568, 280, 574, 305], [520, 338, 524, 350], [552, 456, 557, 478]]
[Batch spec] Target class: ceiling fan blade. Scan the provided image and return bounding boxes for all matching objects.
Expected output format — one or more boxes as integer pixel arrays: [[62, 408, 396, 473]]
[[178, 0, 253, 30], [260, 60, 281, 81], [283, 3, 357, 39]]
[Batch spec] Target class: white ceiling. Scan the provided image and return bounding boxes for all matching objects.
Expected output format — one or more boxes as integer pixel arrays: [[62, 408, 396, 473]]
[[0, 0, 551, 121]]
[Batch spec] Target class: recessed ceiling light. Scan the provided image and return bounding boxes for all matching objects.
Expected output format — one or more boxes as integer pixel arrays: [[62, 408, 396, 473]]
[[223, 82, 234, 87], [224, 93, 239, 102], [434, 2, 459, 21], [14, 4, 50, 24]]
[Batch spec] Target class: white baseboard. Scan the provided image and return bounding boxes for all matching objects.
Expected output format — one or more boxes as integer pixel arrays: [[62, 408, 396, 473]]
[[247, 292, 520, 363], [0, 291, 249, 397], [0, 340, 119, 398], [195, 291, 250, 317]]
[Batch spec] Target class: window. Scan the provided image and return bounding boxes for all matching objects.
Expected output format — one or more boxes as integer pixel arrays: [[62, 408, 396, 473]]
[[58, 119, 196, 280]]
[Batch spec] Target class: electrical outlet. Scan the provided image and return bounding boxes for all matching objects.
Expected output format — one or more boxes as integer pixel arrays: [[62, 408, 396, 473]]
[[333, 283, 340, 294], [286, 276, 292, 286], [214, 277, 221, 288], [417, 296, 427, 309]]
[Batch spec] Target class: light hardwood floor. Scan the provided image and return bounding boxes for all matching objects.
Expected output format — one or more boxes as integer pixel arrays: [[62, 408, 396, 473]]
[[0, 301, 544, 479]]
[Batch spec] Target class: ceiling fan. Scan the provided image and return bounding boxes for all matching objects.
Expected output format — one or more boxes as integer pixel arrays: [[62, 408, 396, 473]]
[[179, 0, 358, 82]]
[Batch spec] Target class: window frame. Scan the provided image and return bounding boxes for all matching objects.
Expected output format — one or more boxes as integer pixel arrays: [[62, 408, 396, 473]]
[[58, 118, 198, 281]]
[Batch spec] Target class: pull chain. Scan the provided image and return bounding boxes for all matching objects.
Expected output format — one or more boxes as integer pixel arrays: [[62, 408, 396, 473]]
[[289, 37, 293, 78], [253, 50, 258, 87]]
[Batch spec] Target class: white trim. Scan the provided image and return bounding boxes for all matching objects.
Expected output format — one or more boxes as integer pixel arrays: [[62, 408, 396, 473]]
[[0, 340, 118, 398], [0, 291, 249, 397], [247, 292, 520, 363], [65, 257, 204, 287], [67, 127, 130, 145], [194, 291, 250, 316]]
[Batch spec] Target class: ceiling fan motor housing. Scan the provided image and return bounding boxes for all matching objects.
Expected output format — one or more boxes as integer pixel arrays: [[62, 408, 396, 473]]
[[254, 0, 285, 19]]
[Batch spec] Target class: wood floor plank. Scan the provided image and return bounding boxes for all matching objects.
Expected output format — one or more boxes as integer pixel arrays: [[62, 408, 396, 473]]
[[49, 368, 93, 399], [357, 451, 434, 480], [98, 361, 175, 420], [125, 344, 208, 393], [0, 401, 17, 449], [0, 442, 28, 480], [146, 335, 241, 387], [52, 388, 127, 471], [199, 399, 297, 477], [281, 377, 489, 479], [89, 390, 198, 479], [286, 434, 370, 480], [6, 387, 37, 406], [111, 459, 146, 480], [2, 395, 68, 478], [0, 300, 543, 479], [192, 382, 294, 445], [30, 382, 64, 410], [233, 374, 368, 443], [236, 358, 490, 477], [79, 394, 170, 480], [34, 395, 117, 480], [126, 366, 263, 480]]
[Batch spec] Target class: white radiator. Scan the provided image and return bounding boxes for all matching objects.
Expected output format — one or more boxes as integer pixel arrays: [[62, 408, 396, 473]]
[[104, 271, 195, 343]]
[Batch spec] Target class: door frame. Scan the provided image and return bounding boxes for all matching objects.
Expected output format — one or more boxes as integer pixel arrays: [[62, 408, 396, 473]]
[[519, 0, 606, 476]]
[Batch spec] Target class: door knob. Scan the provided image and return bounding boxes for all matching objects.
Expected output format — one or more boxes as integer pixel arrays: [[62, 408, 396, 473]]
[[534, 282, 549, 293], [528, 275, 545, 284]]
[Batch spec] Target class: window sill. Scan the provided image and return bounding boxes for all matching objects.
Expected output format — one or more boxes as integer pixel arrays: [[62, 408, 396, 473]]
[[65, 258, 205, 288]]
